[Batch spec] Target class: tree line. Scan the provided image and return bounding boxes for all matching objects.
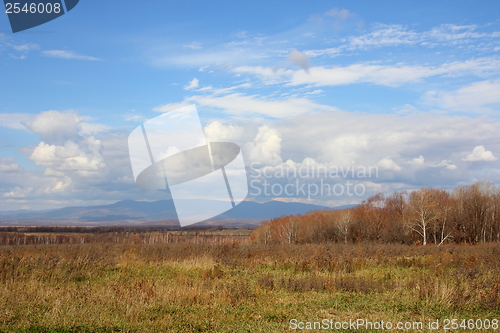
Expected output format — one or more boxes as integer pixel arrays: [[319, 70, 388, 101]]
[[251, 181, 500, 245]]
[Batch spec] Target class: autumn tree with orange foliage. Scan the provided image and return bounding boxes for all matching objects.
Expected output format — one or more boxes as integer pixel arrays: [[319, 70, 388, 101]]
[[251, 181, 500, 245]]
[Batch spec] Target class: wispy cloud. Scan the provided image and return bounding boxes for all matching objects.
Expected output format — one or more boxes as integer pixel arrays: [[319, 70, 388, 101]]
[[0, 113, 33, 130], [325, 8, 354, 30], [11, 43, 40, 52], [184, 78, 199, 90], [155, 92, 338, 118], [233, 56, 500, 88], [42, 50, 101, 61], [423, 79, 500, 114], [345, 23, 500, 50], [182, 42, 202, 50]]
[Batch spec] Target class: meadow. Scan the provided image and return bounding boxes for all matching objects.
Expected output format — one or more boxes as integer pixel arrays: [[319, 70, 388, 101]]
[[0, 231, 499, 332]]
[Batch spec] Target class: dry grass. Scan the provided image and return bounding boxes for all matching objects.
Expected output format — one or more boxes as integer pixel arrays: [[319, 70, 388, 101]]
[[0, 241, 499, 332]]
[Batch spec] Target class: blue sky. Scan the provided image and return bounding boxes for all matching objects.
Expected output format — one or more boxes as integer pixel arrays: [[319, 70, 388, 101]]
[[1, 1, 500, 211]]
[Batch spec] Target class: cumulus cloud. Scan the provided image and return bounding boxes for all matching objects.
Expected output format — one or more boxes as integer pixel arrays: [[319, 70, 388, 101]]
[[245, 125, 283, 166], [462, 145, 498, 162], [184, 78, 199, 90], [270, 110, 500, 192], [45, 177, 72, 193], [18, 111, 108, 194], [24, 110, 83, 144], [3, 186, 33, 198], [436, 160, 458, 170], [0, 157, 23, 173], [0, 112, 157, 210], [288, 49, 310, 72], [377, 157, 402, 171], [204, 121, 244, 142], [29, 137, 105, 173]]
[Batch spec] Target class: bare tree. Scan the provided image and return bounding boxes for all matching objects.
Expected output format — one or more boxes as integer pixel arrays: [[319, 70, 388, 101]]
[[336, 210, 354, 244], [408, 189, 439, 245]]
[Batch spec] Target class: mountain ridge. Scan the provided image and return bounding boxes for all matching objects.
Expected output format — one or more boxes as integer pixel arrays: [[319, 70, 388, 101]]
[[0, 199, 356, 227]]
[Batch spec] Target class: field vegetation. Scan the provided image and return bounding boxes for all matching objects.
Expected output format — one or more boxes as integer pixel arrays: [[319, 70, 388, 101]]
[[0, 240, 499, 332]]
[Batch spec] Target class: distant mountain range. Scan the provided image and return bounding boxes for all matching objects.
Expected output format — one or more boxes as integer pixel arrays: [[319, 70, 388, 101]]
[[0, 199, 355, 228]]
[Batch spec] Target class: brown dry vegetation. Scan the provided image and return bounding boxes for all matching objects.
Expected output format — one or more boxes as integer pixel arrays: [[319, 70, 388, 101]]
[[0, 240, 499, 332], [0, 227, 251, 246]]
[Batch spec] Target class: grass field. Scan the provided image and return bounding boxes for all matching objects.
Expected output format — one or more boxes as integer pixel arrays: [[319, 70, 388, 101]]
[[0, 238, 499, 332]]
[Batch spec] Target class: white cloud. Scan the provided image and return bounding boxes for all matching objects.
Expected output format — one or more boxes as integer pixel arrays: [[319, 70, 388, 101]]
[[184, 78, 199, 90], [0, 113, 33, 130], [462, 145, 497, 161], [42, 50, 101, 61], [204, 121, 244, 142], [345, 23, 500, 50], [235, 57, 500, 88], [153, 101, 192, 113], [436, 160, 457, 170], [186, 92, 338, 118], [232, 66, 292, 84], [3, 186, 33, 198], [325, 8, 353, 21], [411, 155, 425, 165], [424, 80, 500, 113], [0, 157, 23, 173], [9, 110, 110, 139], [44, 168, 65, 177], [304, 47, 341, 58], [183, 42, 202, 50], [263, 110, 500, 193], [10, 54, 26, 60], [29, 137, 105, 174], [80, 122, 111, 135], [11, 43, 39, 51], [17, 111, 109, 185], [245, 125, 283, 166], [124, 113, 145, 122], [143, 20, 500, 70], [289, 63, 434, 87], [324, 8, 354, 30], [347, 24, 421, 49], [377, 157, 402, 171], [305, 89, 324, 95], [42, 177, 72, 194], [427, 24, 489, 44], [24, 110, 84, 144]]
